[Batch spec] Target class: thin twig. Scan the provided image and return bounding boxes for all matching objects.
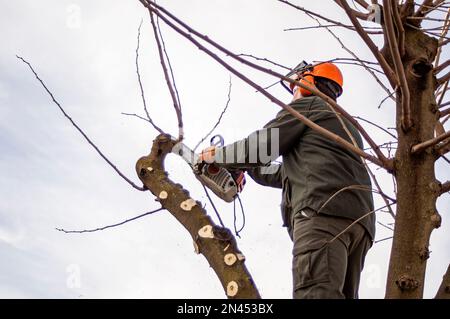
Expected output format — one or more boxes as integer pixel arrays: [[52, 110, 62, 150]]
[[237, 53, 291, 70], [121, 112, 152, 123], [55, 208, 164, 233], [147, 7, 183, 140], [135, 20, 164, 134], [338, 0, 398, 88], [156, 12, 183, 113], [375, 236, 393, 244], [378, 221, 394, 231], [194, 77, 232, 152], [327, 204, 392, 245], [17, 55, 147, 192], [303, 12, 395, 101], [354, 116, 398, 139]]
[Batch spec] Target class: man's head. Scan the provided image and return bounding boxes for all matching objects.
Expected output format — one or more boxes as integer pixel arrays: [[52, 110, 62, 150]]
[[291, 62, 343, 101]]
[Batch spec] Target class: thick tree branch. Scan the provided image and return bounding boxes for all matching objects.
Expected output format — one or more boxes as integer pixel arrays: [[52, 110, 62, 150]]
[[136, 134, 260, 299], [411, 131, 450, 153], [435, 264, 450, 298], [17, 56, 147, 192], [140, 0, 393, 171]]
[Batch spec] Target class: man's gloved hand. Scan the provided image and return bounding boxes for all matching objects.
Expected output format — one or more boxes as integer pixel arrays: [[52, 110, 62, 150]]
[[198, 146, 246, 194]]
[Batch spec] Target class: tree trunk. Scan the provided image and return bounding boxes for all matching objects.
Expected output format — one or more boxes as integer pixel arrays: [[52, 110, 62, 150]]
[[136, 134, 260, 299], [384, 27, 440, 298]]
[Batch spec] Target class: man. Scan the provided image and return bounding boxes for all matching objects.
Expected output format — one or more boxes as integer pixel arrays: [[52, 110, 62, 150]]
[[199, 62, 374, 299]]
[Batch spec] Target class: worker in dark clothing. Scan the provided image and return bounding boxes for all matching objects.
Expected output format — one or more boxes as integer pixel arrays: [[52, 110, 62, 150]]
[[199, 62, 374, 299]]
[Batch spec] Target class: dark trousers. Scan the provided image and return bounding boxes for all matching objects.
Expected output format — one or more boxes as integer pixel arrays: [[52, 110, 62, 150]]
[[289, 208, 372, 299]]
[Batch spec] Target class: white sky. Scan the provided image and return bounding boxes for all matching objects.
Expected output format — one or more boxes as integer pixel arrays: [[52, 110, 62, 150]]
[[0, 0, 449, 299]]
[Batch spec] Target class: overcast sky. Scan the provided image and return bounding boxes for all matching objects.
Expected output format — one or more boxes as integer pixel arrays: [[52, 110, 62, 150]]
[[1, 0, 449, 299]]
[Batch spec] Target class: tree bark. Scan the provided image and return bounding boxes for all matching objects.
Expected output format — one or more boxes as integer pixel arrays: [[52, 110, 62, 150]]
[[136, 134, 260, 299], [384, 27, 440, 298], [435, 264, 450, 299]]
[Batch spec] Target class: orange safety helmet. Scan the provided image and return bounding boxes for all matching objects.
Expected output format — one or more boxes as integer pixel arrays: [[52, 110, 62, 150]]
[[290, 62, 344, 98]]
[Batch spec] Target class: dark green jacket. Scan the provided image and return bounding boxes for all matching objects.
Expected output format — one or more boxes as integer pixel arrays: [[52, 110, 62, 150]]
[[215, 96, 375, 239]]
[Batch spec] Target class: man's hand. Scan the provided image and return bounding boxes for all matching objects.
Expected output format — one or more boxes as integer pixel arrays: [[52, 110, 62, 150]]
[[198, 146, 216, 164]]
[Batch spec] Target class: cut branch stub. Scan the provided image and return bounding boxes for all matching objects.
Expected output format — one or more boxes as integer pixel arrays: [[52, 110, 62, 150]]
[[224, 253, 237, 266], [198, 225, 214, 239], [180, 198, 196, 211], [136, 134, 260, 298], [226, 281, 239, 297]]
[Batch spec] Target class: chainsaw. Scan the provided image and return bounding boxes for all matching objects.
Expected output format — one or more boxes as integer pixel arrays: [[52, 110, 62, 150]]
[[173, 135, 246, 203]]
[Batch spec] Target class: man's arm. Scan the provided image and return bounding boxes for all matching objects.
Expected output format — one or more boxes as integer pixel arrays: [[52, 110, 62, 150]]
[[247, 164, 282, 189], [213, 104, 310, 170]]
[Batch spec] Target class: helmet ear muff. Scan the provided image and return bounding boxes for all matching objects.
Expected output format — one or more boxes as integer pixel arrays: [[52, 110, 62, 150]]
[[298, 73, 315, 97]]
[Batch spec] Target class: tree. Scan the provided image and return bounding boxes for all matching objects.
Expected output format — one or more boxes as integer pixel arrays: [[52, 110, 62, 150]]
[[18, 0, 449, 298]]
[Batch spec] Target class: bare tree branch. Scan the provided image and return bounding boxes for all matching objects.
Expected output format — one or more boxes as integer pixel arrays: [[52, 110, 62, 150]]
[[327, 203, 393, 246], [354, 0, 371, 9], [391, 0, 406, 57], [16, 55, 147, 192], [338, 0, 398, 88], [437, 138, 450, 155], [335, 0, 372, 19], [140, 0, 393, 170], [55, 208, 164, 233], [415, 0, 445, 24], [438, 69, 450, 84], [383, 0, 413, 130], [194, 77, 232, 152], [411, 130, 450, 153], [135, 20, 164, 134], [435, 59, 450, 73], [304, 11, 395, 101], [237, 53, 290, 70], [278, 0, 372, 33], [122, 112, 154, 124], [156, 12, 183, 114], [354, 116, 398, 139], [147, 8, 183, 140]]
